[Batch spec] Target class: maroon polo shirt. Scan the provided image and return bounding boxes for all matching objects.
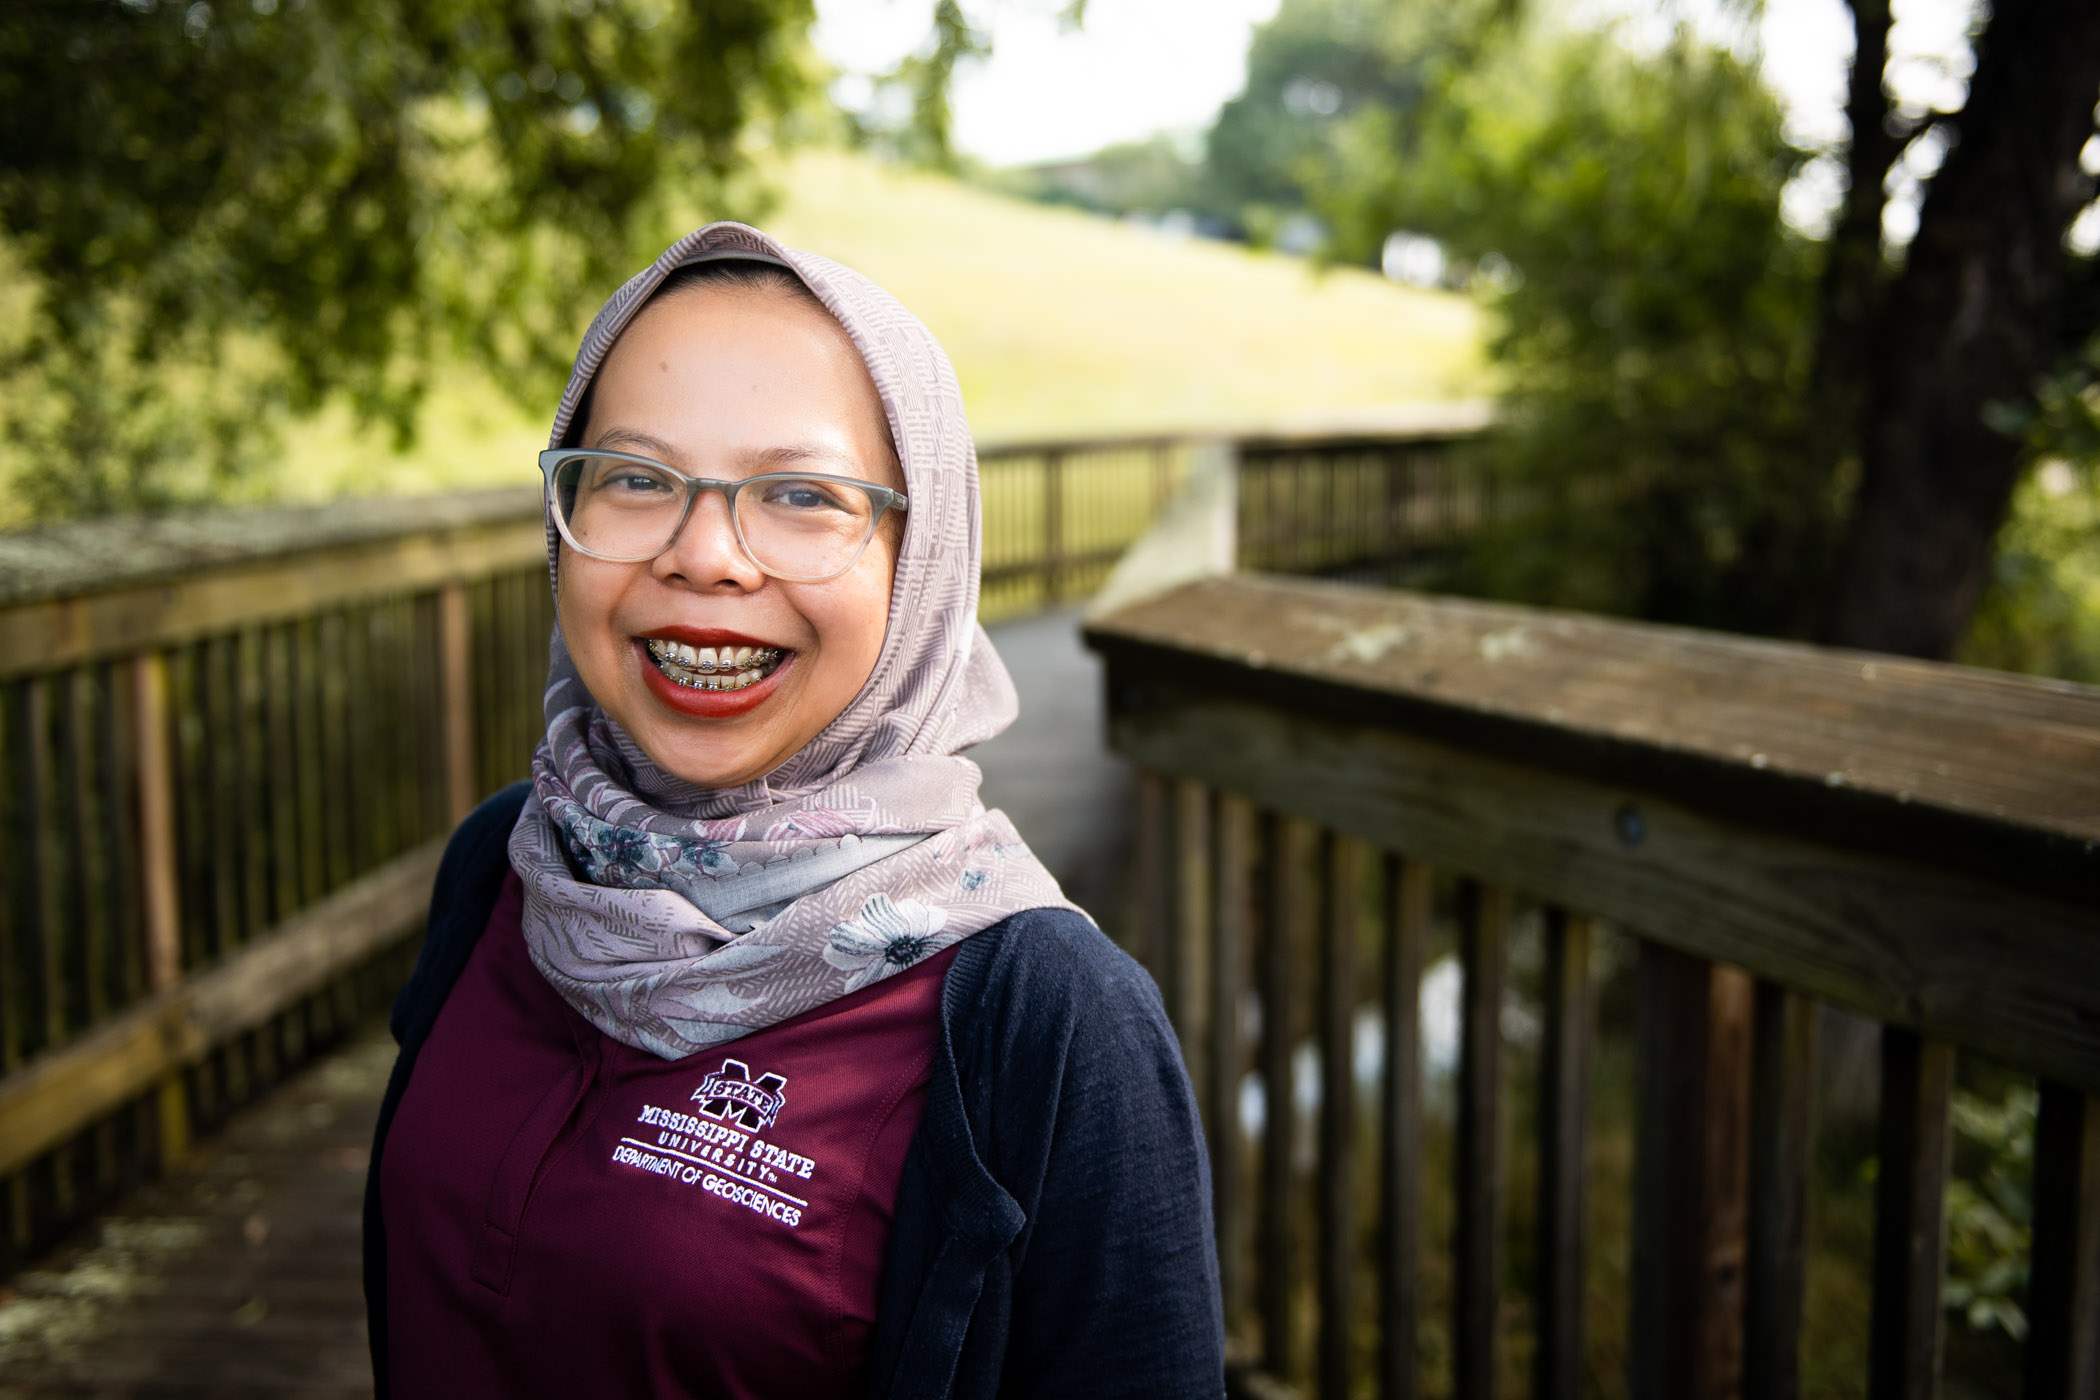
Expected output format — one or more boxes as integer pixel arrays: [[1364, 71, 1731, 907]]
[[381, 871, 956, 1399]]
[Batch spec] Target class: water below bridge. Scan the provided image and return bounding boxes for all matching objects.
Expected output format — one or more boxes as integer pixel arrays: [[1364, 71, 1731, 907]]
[[0, 607, 1130, 1400]]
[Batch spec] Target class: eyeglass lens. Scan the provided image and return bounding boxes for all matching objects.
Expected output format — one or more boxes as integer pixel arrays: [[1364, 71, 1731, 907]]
[[551, 455, 881, 578]]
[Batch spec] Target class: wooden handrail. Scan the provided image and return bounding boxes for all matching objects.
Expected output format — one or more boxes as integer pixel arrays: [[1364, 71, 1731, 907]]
[[1086, 575, 2100, 1088], [0, 490, 547, 678], [1086, 572, 2100, 1399], [0, 839, 441, 1179]]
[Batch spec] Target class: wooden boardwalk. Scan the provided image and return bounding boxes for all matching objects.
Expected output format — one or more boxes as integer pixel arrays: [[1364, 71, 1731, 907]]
[[0, 1034, 389, 1398], [0, 608, 1125, 1399]]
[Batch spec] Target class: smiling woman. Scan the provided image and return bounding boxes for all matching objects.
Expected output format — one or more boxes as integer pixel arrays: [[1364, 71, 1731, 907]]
[[361, 225, 1225, 1400], [551, 270, 907, 785]]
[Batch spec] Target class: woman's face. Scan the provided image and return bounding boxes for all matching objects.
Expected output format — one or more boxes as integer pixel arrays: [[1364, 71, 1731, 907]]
[[557, 284, 902, 790]]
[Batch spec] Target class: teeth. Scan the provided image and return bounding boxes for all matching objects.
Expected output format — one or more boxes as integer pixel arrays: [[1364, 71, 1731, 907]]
[[645, 640, 786, 691]]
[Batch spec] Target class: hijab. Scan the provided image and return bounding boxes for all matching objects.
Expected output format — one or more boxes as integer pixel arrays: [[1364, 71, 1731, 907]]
[[507, 222, 1077, 1060]]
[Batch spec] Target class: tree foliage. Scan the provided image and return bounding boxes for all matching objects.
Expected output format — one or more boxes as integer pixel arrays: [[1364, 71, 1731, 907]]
[[1204, 0, 1498, 246], [1217, 0, 2100, 663], [1316, 25, 1833, 634], [0, 0, 814, 519]]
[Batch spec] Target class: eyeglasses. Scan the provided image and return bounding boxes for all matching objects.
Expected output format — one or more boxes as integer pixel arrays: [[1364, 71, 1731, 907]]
[[539, 449, 908, 583]]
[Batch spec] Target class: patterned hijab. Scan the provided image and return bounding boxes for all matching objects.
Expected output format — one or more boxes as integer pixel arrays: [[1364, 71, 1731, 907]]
[[508, 222, 1076, 1060]]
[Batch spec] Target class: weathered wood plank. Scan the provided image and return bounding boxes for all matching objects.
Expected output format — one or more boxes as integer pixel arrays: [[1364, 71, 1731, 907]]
[[1174, 779, 1214, 1123], [1535, 909, 1593, 1400], [2024, 1083, 2100, 1400], [1380, 855, 1429, 1400], [1317, 832, 1362, 1400], [1745, 982, 1818, 1400], [439, 583, 476, 825], [0, 515, 546, 679], [1086, 576, 2100, 898], [0, 838, 440, 1179], [1631, 945, 1753, 1400], [1260, 813, 1310, 1380], [1131, 771, 1171, 983], [1454, 880, 1508, 1400], [130, 653, 188, 1166], [1213, 792, 1255, 1331], [1868, 1029, 1954, 1400], [1090, 674, 2100, 1093]]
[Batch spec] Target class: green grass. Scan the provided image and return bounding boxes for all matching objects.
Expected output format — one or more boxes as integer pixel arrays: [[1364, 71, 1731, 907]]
[[274, 148, 1488, 503]]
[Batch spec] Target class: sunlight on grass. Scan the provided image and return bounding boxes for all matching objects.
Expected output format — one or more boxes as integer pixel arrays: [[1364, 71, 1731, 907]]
[[275, 148, 1489, 502]]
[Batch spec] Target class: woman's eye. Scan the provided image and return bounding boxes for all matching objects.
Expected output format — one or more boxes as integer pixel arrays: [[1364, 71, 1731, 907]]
[[766, 481, 845, 511], [607, 472, 671, 495]]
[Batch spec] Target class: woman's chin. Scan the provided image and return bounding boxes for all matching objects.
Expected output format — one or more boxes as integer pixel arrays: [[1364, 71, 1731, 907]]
[[620, 668, 801, 792], [625, 729, 782, 791]]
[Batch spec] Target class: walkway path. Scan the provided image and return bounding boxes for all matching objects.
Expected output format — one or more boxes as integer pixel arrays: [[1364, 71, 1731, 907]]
[[0, 607, 1126, 1399]]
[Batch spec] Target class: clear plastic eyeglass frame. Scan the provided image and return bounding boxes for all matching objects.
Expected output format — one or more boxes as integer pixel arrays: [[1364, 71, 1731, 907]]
[[538, 447, 909, 583]]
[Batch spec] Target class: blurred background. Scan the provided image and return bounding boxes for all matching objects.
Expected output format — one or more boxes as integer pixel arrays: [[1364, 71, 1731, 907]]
[[5, 0, 2095, 676], [2, 2, 2096, 1398]]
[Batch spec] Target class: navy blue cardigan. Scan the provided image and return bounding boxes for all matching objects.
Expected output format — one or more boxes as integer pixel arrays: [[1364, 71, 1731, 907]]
[[363, 783, 1225, 1398]]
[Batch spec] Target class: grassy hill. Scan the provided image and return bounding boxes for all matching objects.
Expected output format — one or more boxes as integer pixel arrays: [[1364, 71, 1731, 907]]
[[278, 149, 1488, 500]]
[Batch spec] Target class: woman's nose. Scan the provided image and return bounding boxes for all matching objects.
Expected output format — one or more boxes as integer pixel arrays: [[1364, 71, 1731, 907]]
[[653, 488, 765, 590]]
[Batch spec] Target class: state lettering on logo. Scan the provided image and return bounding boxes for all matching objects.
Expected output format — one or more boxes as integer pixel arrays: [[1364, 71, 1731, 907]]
[[692, 1058, 788, 1133]]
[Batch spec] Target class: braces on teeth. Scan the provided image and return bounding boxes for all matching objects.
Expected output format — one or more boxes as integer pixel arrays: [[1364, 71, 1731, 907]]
[[645, 639, 786, 692]]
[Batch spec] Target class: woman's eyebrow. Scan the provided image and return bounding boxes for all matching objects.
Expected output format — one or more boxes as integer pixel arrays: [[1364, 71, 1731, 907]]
[[588, 427, 680, 461], [583, 431, 869, 478], [746, 444, 868, 475]]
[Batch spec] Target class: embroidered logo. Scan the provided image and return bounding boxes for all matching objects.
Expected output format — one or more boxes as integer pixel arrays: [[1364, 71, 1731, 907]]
[[692, 1059, 787, 1132]]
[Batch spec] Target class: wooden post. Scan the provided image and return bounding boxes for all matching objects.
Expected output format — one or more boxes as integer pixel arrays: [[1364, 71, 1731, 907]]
[[1746, 982, 1819, 1400], [1317, 832, 1362, 1400], [1535, 910, 1595, 1400], [132, 652, 188, 1166], [1631, 943, 1754, 1400], [439, 582, 476, 824], [1455, 880, 1509, 1400], [1042, 451, 1065, 604], [1259, 814, 1310, 1380], [1172, 779, 1214, 1136], [1212, 792, 1255, 1332], [1381, 855, 1430, 1400], [1869, 1028, 1955, 1400], [2024, 1083, 2100, 1400], [1132, 771, 1172, 982]]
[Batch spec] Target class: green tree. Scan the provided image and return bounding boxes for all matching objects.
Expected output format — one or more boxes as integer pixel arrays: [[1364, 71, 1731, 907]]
[[1319, 25, 1831, 634], [1203, 0, 1499, 245], [0, 0, 814, 520], [1240, 0, 2100, 662]]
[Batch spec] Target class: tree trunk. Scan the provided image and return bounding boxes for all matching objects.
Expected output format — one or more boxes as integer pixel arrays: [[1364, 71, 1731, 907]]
[[1824, 0, 2100, 659], [1809, 0, 1898, 427]]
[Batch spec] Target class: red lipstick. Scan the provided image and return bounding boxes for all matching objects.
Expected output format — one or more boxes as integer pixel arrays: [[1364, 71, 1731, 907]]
[[632, 629, 794, 719]]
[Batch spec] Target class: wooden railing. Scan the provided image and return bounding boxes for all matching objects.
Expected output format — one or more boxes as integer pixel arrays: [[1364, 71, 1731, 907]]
[[979, 405, 1493, 618], [1234, 416, 1494, 585], [0, 488, 552, 1271], [1084, 575, 2100, 1400], [0, 417, 1491, 1274]]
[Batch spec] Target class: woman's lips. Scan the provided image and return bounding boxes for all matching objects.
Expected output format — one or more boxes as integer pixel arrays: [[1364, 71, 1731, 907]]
[[634, 638, 793, 718]]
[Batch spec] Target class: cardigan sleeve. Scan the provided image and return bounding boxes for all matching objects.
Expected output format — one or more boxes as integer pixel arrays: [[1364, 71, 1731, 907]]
[[979, 912, 1227, 1399]]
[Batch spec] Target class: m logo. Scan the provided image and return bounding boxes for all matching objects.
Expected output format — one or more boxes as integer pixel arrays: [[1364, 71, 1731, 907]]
[[692, 1059, 788, 1132]]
